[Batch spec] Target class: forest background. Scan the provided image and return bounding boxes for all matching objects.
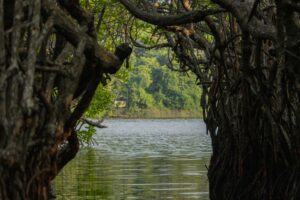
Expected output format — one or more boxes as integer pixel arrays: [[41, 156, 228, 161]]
[[85, 48, 202, 119]]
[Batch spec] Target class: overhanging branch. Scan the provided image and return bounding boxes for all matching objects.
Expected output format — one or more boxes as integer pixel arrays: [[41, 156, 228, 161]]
[[42, 0, 131, 74], [119, 0, 225, 26]]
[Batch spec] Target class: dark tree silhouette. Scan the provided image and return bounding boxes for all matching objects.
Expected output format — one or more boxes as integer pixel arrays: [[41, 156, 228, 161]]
[[0, 0, 131, 199], [120, 0, 300, 199]]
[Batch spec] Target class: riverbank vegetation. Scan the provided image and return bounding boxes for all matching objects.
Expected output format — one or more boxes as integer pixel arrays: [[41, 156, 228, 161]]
[[83, 49, 202, 119]]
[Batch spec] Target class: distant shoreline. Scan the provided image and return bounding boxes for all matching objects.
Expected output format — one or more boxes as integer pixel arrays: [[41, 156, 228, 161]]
[[109, 116, 203, 119], [109, 109, 203, 119]]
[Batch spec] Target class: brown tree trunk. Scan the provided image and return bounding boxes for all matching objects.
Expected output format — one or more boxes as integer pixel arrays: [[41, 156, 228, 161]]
[[0, 0, 131, 199], [207, 2, 300, 199]]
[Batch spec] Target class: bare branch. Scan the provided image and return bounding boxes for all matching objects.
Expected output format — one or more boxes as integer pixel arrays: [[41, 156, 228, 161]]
[[212, 0, 276, 39], [119, 0, 225, 26], [81, 118, 107, 128]]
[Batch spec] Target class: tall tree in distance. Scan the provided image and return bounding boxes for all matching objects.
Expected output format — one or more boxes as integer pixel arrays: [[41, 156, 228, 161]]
[[0, 0, 131, 199], [119, 0, 300, 199]]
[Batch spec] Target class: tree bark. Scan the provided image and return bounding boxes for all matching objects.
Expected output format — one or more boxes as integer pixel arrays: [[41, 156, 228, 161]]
[[0, 0, 131, 199]]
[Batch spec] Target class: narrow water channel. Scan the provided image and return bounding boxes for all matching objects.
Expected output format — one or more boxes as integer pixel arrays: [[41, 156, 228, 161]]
[[55, 119, 211, 200]]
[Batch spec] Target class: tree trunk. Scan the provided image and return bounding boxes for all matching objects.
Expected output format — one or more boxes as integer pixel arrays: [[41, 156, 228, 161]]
[[0, 0, 131, 199], [207, 2, 300, 199]]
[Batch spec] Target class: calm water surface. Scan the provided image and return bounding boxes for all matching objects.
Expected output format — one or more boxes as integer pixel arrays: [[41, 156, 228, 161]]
[[55, 119, 211, 200]]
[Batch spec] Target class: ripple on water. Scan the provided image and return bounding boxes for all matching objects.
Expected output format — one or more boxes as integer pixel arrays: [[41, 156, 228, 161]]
[[55, 119, 211, 200]]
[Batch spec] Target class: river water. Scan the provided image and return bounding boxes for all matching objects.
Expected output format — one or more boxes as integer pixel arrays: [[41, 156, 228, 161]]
[[55, 119, 211, 200]]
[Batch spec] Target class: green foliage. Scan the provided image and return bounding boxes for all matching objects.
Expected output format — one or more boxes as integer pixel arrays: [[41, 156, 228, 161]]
[[76, 0, 126, 144], [84, 84, 114, 118], [77, 125, 96, 145], [116, 49, 202, 117], [83, 48, 202, 120]]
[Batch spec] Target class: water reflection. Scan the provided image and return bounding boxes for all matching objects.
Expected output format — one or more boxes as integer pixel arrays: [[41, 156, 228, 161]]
[[55, 119, 211, 200]]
